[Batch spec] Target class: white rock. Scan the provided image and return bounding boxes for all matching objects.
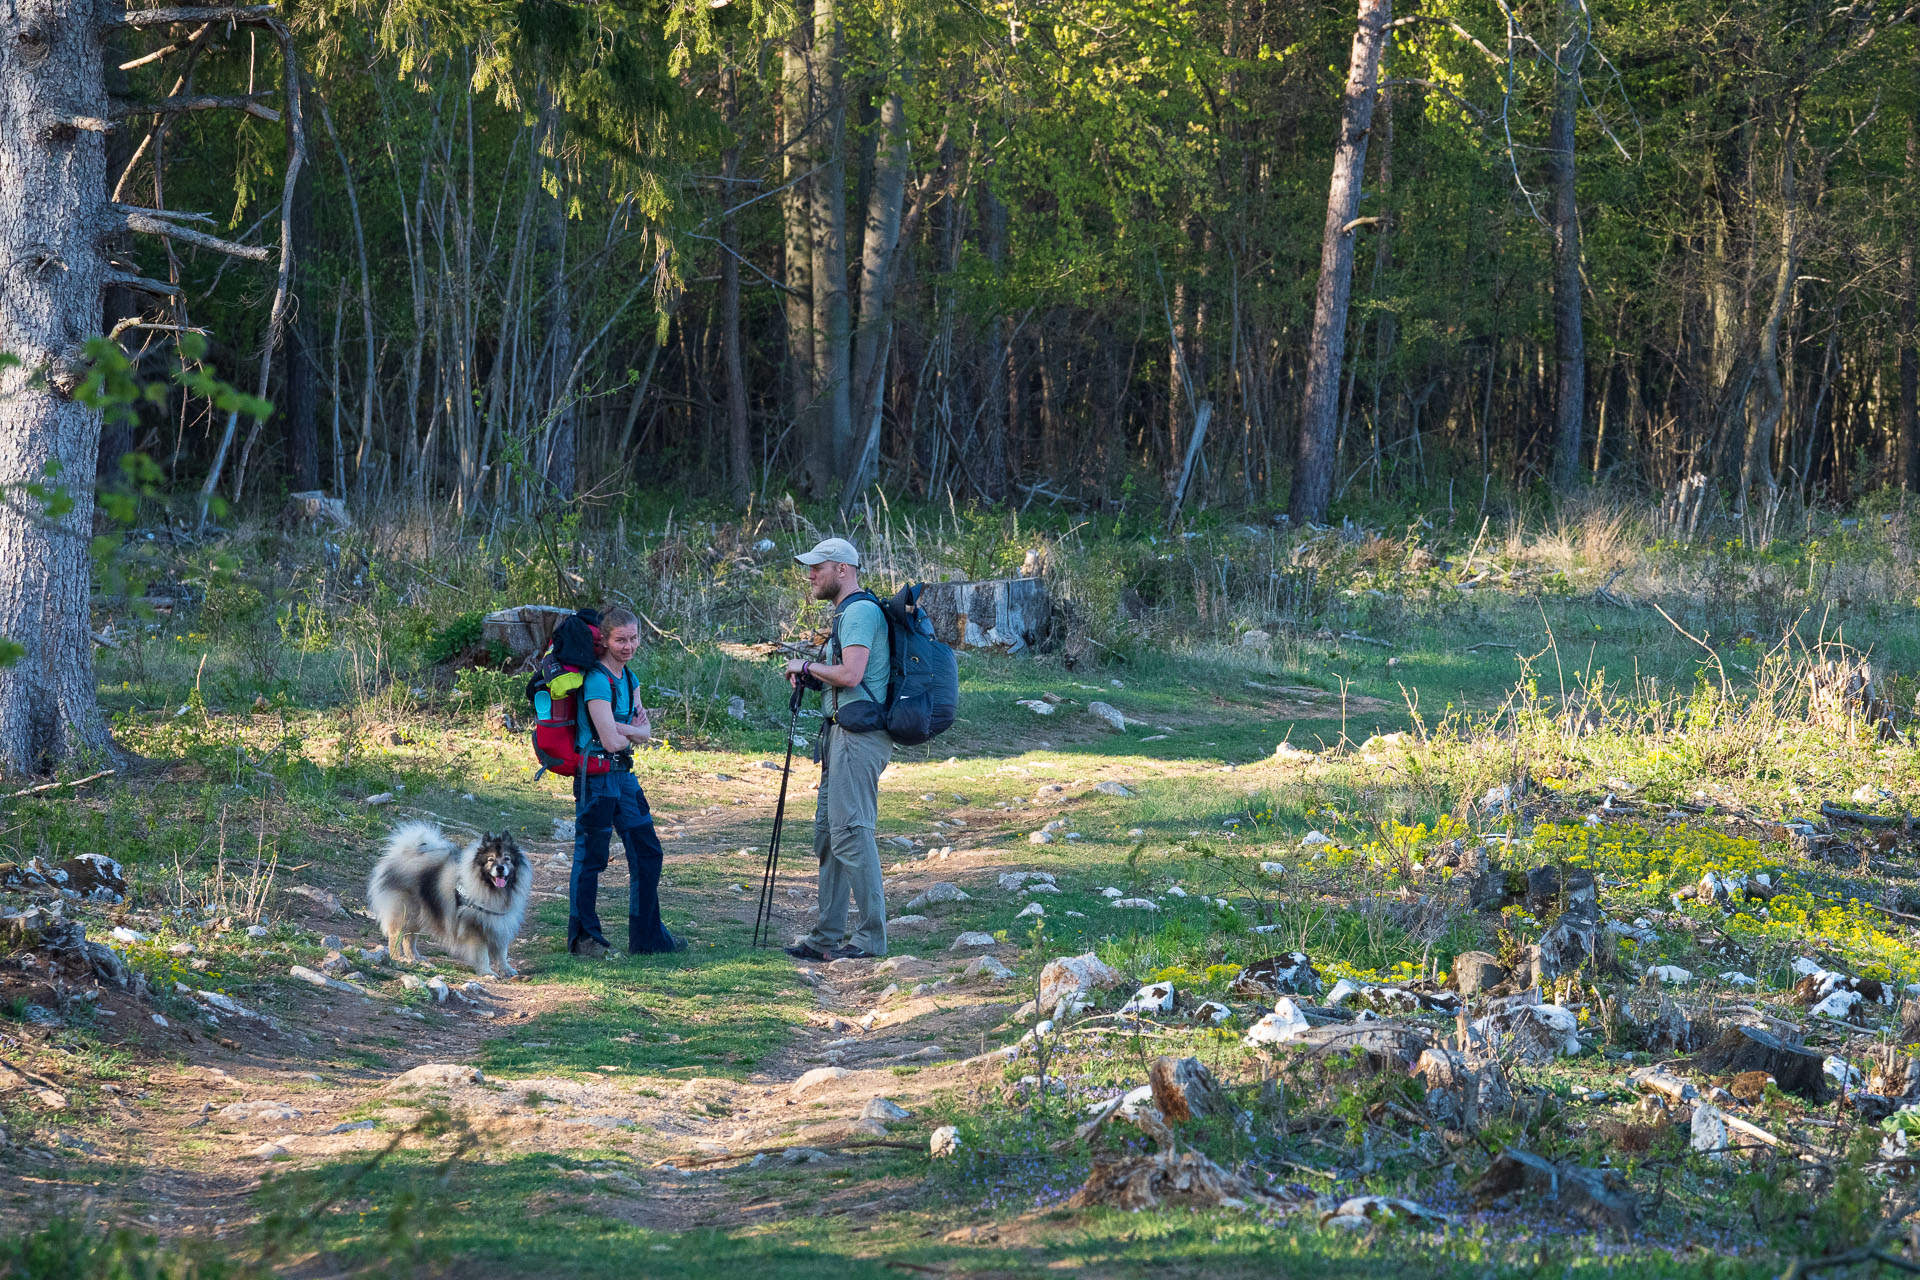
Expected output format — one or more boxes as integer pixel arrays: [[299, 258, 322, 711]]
[[1299, 830, 1333, 849], [245, 925, 269, 939], [790, 1066, 851, 1099], [1691, 1103, 1730, 1162], [1110, 898, 1159, 911], [1015, 700, 1056, 716], [726, 696, 748, 721], [426, 977, 451, 1004], [151, 1014, 168, 1027], [1811, 990, 1863, 1020], [1719, 972, 1758, 987], [1259, 862, 1286, 878], [997, 871, 1058, 891], [964, 955, 1014, 981], [1015, 903, 1044, 919], [249, 1141, 289, 1159], [949, 931, 998, 950], [903, 882, 970, 910], [1480, 785, 1512, 815], [929, 1125, 961, 1158], [1100, 887, 1123, 898], [1244, 998, 1312, 1047], [1166, 885, 1187, 898], [1193, 1000, 1231, 1024], [389, 1064, 483, 1089], [1325, 978, 1361, 1007], [1792, 956, 1824, 977], [1650, 965, 1693, 985], [109, 927, 144, 944], [1118, 982, 1174, 1015], [1028, 831, 1055, 845], [1086, 702, 1130, 732], [1023, 883, 1061, 895], [219, 1100, 301, 1122], [1094, 781, 1134, 797], [552, 818, 576, 842], [1038, 952, 1122, 1011], [1825, 1056, 1864, 1089], [364, 792, 395, 806], [1085, 1084, 1158, 1119], [863, 1097, 911, 1122]]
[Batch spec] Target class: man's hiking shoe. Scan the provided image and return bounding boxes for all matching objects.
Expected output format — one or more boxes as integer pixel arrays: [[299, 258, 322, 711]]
[[570, 938, 610, 959], [828, 946, 881, 960], [629, 936, 689, 955], [784, 942, 828, 961]]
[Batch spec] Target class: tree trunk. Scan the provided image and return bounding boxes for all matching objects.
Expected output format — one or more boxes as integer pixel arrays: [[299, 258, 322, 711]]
[[1288, 0, 1390, 526], [1903, 104, 1918, 489], [1738, 106, 1798, 510], [721, 64, 752, 510], [1548, 0, 1586, 493], [979, 183, 1010, 500], [849, 27, 909, 453], [284, 151, 321, 492], [0, 4, 117, 773], [780, 26, 814, 443], [806, 0, 853, 494], [538, 91, 576, 503]]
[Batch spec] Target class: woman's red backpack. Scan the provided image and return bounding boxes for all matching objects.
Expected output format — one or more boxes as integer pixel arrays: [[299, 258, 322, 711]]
[[525, 610, 611, 779]]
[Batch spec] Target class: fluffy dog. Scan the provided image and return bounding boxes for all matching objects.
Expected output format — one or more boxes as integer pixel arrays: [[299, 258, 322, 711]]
[[368, 823, 529, 977]]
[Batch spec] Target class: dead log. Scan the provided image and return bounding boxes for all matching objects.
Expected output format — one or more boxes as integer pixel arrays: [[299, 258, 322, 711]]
[[1694, 1025, 1827, 1101], [482, 605, 574, 663], [1067, 1148, 1286, 1211], [1470, 1148, 1639, 1230]]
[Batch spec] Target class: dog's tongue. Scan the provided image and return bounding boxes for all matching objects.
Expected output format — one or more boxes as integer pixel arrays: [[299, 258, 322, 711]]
[[492, 874, 507, 888]]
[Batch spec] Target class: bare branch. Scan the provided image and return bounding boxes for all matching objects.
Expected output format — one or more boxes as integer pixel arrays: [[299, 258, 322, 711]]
[[110, 93, 280, 123], [121, 209, 272, 262], [107, 319, 208, 342], [51, 115, 112, 133], [119, 37, 196, 71], [105, 269, 181, 297], [1383, 78, 1489, 122], [109, 201, 213, 226], [110, 5, 278, 29]]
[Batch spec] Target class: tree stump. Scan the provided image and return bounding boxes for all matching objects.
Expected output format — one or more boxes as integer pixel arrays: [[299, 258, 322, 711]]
[[483, 605, 573, 663], [916, 577, 1050, 653], [1695, 1025, 1827, 1101], [1147, 1056, 1231, 1123]]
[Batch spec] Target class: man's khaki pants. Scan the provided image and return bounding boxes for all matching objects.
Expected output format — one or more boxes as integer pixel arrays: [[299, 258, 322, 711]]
[[805, 723, 892, 955]]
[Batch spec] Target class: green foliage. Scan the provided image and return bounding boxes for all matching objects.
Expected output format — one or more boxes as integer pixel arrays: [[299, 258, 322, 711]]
[[0, 1220, 248, 1280]]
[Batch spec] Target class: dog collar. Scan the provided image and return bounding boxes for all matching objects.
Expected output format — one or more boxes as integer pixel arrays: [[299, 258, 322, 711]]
[[453, 885, 512, 915]]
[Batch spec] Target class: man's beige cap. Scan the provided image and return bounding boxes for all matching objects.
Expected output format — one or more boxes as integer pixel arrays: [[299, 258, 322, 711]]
[[795, 537, 861, 567]]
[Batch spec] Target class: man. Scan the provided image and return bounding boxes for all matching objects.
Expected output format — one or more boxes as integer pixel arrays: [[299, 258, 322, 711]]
[[784, 537, 890, 961]]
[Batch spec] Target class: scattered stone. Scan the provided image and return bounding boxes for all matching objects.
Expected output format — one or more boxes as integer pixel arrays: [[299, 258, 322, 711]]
[[1093, 781, 1134, 797], [1193, 1000, 1230, 1024], [998, 870, 1057, 891], [1015, 902, 1044, 919], [426, 977, 452, 1003], [249, 1141, 290, 1160], [964, 955, 1014, 981], [109, 926, 145, 944], [1651, 965, 1694, 985], [319, 934, 344, 950], [890, 915, 933, 932], [1243, 998, 1313, 1048], [552, 818, 576, 843], [1230, 953, 1323, 998], [949, 932, 998, 950], [1690, 1103, 1731, 1162], [245, 925, 269, 939], [1119, 982, 1175, 1015], [325, 1120, 377, 1134], [219, 1100, 301, 1123], [1110, 898, 1159, 911], [1086, 702, 1130, 732], [1472, 1002, 1581, 1062], [782, 1146, 832, 1164], [863, 1097, 911, 1122], [1039, 952, 1122, 1011], [929, 1126, 961, 1159], [1299, 830, 1334, 849], [1015, 700, 1056, 716], [288, 964, 367, 995], [1028, 830, 1055, 845], [388, 1064, 483, 1089], [903, 882, 970, 910], [1259, 862, 1286, 878]]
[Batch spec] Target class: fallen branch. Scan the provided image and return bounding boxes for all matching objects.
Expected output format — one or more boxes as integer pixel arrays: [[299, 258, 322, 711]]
[[1463, 641, 1519, 652], [654, 1137, 923, 1170], [6, 769, 115, 799], [1819, 800, 1906, 830], [1053, 1091, 1128, 1152]]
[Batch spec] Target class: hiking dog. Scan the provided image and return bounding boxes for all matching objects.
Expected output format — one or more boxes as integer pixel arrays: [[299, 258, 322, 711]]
[[368, 822, 530, 977]]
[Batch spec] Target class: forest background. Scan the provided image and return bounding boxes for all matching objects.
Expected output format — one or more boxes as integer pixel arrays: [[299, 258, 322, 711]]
[[84, 0, 1920, 532]]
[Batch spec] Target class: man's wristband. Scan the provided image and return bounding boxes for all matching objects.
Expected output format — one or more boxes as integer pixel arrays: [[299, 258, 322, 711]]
[[801, 661, 812, 681]]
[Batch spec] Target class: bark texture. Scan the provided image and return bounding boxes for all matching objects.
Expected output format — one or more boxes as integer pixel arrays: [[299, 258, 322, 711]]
[[1288, 0, 1390, 526], [1548, 0, 1586, 493], [0, 2, 118, 773]]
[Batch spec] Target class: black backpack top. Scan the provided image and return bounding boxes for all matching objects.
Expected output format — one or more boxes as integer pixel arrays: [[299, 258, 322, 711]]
[[829, 585, 959, 746]]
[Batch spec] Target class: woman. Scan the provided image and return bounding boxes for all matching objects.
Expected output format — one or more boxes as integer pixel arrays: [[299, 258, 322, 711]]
[[568, 607, 684, 956]]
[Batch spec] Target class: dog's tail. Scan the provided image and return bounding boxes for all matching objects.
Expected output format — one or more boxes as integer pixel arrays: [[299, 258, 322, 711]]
[[381, 820, 452, 865]]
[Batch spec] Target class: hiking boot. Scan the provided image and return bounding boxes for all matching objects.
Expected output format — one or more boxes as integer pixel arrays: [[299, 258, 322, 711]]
[[784, 942, 828, 961], [828, 946, 881, 961], [629, 935, 690, 955], [570, 938, 610, 959]]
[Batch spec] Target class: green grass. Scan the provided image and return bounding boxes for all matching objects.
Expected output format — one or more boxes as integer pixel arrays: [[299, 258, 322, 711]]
[[477, 901, 813, 1080]]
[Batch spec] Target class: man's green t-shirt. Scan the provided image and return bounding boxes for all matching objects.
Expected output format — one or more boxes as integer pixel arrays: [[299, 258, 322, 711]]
[[834, 596, 890, 710]]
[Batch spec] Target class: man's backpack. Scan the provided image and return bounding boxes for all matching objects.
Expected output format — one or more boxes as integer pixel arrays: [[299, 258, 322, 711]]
[[830, 585, 959, 746], [524, 610, 634, 779]]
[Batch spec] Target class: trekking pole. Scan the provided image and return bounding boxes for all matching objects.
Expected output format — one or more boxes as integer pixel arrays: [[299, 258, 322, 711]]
[[753, 680, 808, 948]]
